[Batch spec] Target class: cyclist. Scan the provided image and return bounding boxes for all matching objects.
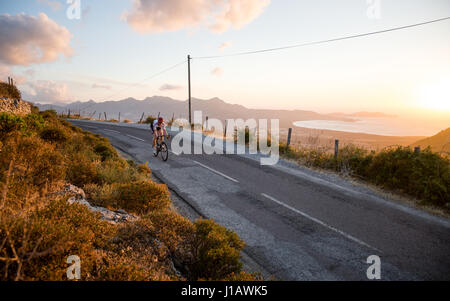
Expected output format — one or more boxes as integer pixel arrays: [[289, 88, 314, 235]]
[[151, 117, 169, 155]]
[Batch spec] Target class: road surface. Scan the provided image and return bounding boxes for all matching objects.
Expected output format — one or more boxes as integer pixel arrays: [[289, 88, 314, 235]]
[[69, 119, 450, 280]]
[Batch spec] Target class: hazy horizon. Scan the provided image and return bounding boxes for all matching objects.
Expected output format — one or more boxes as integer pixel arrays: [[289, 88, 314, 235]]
[[1, 0, 449, 129]]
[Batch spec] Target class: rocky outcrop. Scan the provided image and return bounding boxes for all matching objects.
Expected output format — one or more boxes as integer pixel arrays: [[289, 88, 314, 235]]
[[0, 97, 31, 115], [52, 184, 138, 224]]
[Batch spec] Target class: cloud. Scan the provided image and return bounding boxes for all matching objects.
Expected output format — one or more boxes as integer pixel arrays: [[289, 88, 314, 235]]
[[210, 0, 271, 33], [92, 83, 112, 90], [22, 80, 71, 103], [123, 0, 270, 34], [37, 0, 63, 11], [159, 83, 183, 91], [219, 41, 232, 51], [0, 64, 27, 85], [0, 13, 73, 66], [211, 67, 224, 77]]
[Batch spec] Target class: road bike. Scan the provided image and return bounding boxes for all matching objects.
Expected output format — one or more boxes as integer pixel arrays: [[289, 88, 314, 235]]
[[153, 133, 170, 161]]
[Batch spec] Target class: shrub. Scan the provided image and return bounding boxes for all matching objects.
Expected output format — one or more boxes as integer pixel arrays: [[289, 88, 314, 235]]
[[143, 116, 157, 124], [0, 81, 21, 99], [39, 110, 58, 121], [24, 113, 45, 132], [0, 198, 116, 280], [366, 147, 450, 206], [115, 181, 171, 214], [40, 127, 68, 143], [94, 143, 117, 161], [86, 181, 170, 214], [0, 136, 65, 196], [137, 163, 151, 176], [66, 153, 100, 187], [96, 159, 148, 185], [188, 219, 245, 280], [0, 112, 25, 139]]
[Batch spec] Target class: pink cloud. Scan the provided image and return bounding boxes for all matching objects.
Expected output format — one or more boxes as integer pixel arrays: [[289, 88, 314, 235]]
[[22, 80, 71, 103], [123, 0, 270, 34], [0, 13, 73, 66]]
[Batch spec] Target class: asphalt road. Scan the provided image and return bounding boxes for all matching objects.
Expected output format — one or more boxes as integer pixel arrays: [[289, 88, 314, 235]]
[[69, 119, 450, 280]]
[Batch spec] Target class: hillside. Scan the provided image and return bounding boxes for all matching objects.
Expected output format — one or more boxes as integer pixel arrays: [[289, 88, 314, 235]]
[[412, 128, 450, 154], [0, 81, 32, 116], [0, 109, 254, 281], [34, 96, 353, 129]]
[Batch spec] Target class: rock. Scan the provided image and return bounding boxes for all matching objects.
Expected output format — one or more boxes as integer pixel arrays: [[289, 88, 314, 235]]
[[62, 184, 138, 224], [0, 98, 31, 115], [51, 184, 86, 200]]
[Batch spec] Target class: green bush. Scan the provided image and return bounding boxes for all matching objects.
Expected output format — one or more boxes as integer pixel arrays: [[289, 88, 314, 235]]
[[40, 127, 69, 143], [116, 180, 171, 214], [283, 144, 450, 208], [188, 219, 245, 280], [94, 143, 117, 161], [24, 114, 45, 132], [39, 110, 58, 121], [366, 147, 449, 206], [0, 112, 25, 139]]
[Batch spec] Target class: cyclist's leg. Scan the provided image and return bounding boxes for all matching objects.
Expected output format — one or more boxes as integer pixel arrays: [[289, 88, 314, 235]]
[[152, 131, 157, 148], [157, 129, 164, 142]]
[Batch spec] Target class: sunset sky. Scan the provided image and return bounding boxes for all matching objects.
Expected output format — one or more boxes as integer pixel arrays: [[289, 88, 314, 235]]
[[1, 0, 449, 126]]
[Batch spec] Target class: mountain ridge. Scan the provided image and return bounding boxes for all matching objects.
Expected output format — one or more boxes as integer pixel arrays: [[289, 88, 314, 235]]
[[34, 96, 353, 128]]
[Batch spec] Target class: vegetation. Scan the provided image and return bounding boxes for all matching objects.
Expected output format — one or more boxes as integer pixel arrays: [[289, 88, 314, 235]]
[[142, 115, 157, 124], [0, 110, 254, 281], [229, 128, 449, 209], [280, 143, 450, 209], [412, 127, 450, 155], [0, 81, 21, 99]]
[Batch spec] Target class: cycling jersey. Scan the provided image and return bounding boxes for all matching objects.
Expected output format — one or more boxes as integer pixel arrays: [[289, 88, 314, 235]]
[[152, 120, 167, 133]]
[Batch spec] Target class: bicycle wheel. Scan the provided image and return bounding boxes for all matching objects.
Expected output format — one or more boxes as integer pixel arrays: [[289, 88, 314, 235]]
[[160, 142, 169, 161], [153, 144, 159, 157]]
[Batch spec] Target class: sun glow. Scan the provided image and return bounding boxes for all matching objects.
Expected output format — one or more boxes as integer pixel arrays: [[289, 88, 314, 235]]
[[417, 78, 450, 111]]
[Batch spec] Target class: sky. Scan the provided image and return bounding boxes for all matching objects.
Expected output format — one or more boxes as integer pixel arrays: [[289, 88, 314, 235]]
[[0, 0, 449, 129]]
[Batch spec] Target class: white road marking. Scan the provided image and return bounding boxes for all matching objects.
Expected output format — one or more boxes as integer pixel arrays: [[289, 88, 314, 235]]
[[83, 126, 98, 129], [126, 134, 146, 142], [104, 129, 121, 133], [261, 193, 380, 252], [192, 160, 239, 183]]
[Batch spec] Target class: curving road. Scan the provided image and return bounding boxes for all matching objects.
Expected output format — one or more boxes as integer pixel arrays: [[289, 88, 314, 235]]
[[69, 119, 450, 281]]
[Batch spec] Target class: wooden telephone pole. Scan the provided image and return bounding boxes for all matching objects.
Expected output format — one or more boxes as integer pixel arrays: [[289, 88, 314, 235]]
[[188, 55, 192, 127]]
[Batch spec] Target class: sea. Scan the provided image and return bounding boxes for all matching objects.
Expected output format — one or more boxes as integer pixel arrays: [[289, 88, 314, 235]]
[[294, 117, 448, 137]]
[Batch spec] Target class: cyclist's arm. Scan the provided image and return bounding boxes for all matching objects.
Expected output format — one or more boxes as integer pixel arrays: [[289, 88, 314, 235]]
[[163, 124, 169, 137]]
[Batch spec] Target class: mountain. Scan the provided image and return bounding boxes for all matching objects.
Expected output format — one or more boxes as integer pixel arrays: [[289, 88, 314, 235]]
[[34, 96, 352, 128], [411, 128, 450, 154]]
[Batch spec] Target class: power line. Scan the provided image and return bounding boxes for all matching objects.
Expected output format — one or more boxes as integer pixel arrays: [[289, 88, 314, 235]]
[[192, 16, 450, 60], [81, 59, 187, 111]]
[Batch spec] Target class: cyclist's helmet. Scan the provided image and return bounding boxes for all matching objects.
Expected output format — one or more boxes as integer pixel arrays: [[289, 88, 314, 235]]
[[158, 117, 164, 123]]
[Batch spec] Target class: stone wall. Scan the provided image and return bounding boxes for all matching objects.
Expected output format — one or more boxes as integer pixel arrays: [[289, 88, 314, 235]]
[[0, 97, 32, 115]]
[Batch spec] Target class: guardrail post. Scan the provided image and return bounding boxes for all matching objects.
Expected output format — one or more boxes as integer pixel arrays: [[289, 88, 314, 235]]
[[286, 128, 292, 151], [334, 139, 339, 159]]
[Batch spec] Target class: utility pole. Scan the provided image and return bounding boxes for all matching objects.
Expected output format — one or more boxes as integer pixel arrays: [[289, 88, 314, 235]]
[[188, 55, 192, 127]]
